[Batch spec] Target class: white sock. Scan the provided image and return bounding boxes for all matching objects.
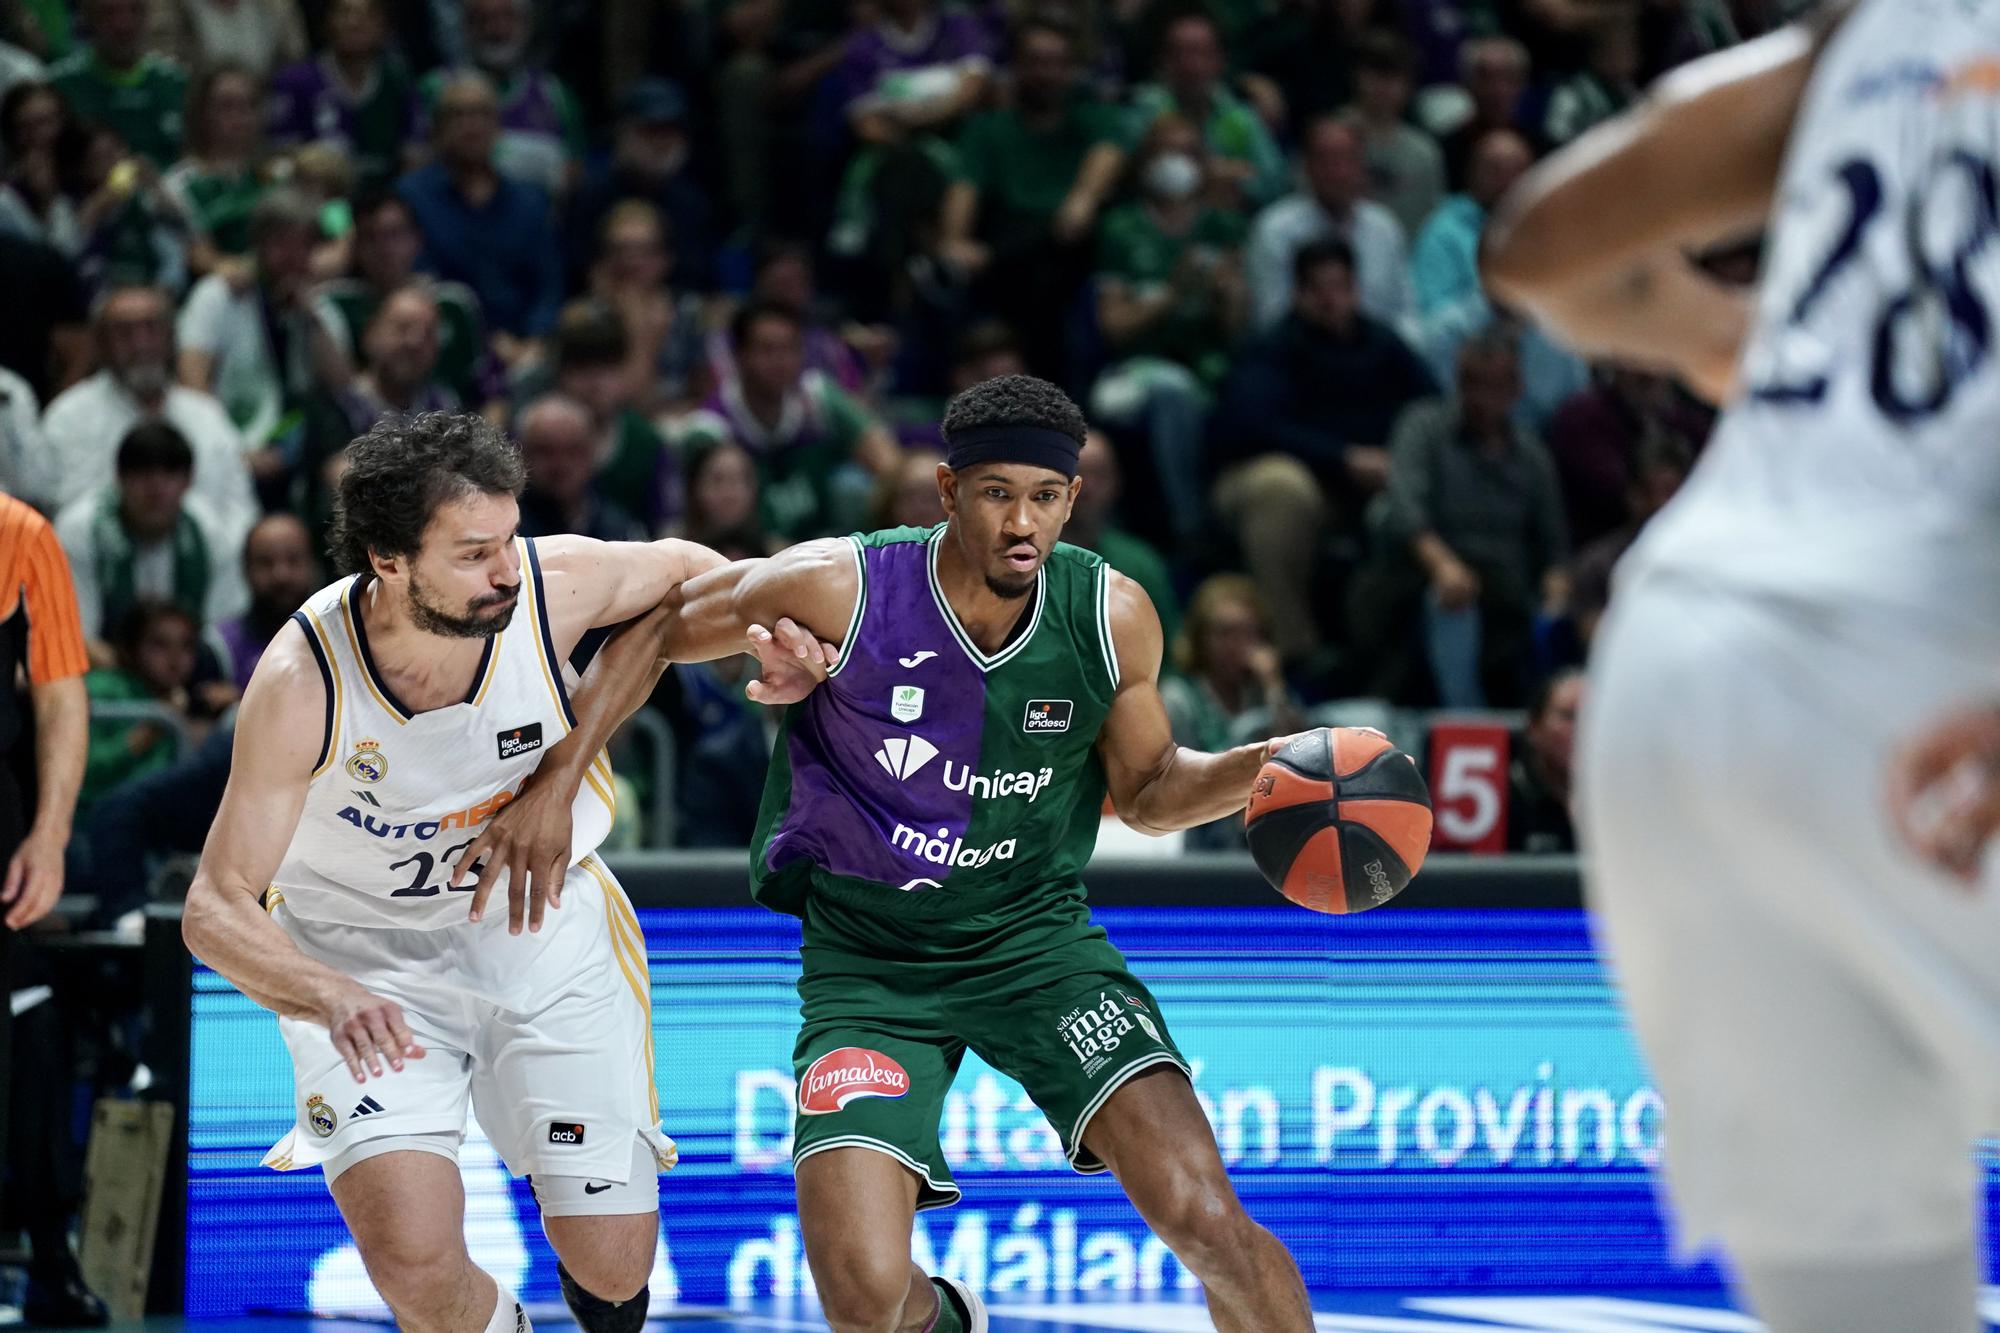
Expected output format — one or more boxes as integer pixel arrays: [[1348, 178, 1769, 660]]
[[1737, 1245, 1981, 1333], [483, 1281, 531, 1333]]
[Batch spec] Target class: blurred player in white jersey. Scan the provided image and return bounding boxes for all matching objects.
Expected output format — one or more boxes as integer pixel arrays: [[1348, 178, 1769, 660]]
[[1486, 2, 2000, 1329], [181, 412, 826, 1333]]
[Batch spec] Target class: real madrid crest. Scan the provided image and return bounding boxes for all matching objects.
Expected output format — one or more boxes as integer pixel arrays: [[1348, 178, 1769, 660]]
[[345, 738, 387, 784], [306, 1094, 337, 1138]]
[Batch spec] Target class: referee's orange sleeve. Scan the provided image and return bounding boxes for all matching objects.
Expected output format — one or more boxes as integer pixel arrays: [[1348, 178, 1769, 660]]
[[0, 494, 88, 684]]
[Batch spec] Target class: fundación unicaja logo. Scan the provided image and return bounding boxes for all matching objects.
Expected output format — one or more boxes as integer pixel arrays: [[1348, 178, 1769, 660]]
[[891, 685, 925, 723]]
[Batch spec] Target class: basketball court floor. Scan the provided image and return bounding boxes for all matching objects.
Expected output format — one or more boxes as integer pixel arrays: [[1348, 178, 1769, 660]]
[[45, 1287, 2000, 1332]]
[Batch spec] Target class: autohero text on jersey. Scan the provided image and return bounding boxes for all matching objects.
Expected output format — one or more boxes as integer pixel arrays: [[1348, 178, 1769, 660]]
[[335, 786, 516, 841]]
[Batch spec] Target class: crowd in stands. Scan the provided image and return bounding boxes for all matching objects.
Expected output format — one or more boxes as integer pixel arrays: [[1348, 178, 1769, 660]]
[[0, 0, 1802, 878]]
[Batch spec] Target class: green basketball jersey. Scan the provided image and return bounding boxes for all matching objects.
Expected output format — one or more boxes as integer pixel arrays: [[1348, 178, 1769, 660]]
[[750, 525, 1123, 919]]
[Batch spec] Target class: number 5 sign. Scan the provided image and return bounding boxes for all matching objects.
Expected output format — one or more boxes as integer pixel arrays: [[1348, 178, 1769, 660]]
[[1427, 720, 1511, 854]]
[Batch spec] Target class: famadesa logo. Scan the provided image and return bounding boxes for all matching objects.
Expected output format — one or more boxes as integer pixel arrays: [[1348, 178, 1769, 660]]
[[798, 1047, 910, 1115]]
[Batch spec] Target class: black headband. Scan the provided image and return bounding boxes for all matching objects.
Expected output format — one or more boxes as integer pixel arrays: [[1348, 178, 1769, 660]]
[[945, 425, 1082, 478]]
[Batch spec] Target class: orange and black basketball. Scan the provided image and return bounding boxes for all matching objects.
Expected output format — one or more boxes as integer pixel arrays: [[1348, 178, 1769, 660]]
[[1244, 727, 1433, 914]]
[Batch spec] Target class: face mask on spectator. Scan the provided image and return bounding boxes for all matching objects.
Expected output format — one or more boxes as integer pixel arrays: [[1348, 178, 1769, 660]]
[[1145, 152, 1200, 201]]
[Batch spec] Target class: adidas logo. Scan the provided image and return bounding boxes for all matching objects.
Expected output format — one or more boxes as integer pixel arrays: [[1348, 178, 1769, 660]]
[[874, 735, 939, 781], [349, 1095, 384, 1120]]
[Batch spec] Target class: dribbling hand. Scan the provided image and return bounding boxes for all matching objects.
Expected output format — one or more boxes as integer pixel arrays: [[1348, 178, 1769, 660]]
[[1888, 704, 2000, 887], [319, 982, 426, 1083]]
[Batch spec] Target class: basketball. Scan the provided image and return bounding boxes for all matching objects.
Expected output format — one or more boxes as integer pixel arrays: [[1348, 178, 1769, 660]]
[[1244, 727, 1434, 914]]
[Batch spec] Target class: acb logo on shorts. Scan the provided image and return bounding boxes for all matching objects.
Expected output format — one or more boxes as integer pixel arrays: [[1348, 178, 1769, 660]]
[[798, 1047, 910, 1115], [547, 1121, 587, 1145]]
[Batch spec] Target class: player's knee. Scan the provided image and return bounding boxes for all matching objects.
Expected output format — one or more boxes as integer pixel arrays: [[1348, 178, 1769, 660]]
[[559, 1248, 650, 1305], [1146, 1174, 1258, 1274], [546, 1212, 656, 1304], [355, 1231, 470, 1317], [812, 1252, 913, 1333]]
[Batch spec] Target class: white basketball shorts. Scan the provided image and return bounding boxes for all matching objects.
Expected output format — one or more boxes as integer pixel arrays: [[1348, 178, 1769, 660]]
[[1579, 567, 2000, 1266], [260, 853, 675, 1189]]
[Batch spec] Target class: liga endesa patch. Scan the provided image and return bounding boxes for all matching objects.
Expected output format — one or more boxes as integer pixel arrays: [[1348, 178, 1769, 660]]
[[797, 1047, 911, 1115], [1023, 699, 1073, 734]]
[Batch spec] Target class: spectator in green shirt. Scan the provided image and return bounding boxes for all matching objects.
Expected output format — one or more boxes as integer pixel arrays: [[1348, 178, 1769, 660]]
[[319, 189, 495, 411], [670, 301, 898, 541], [1160, 572, 1302, 848], [163, 62, 268, 276], [48, 0, 188, 168], [81, 598, 206, 807], [1543, 17, 1640, 147], [0, 82, 188, 294], [266, 0, 420, 190], [1126, 12, 1289, 212], [413, 0, 588, 199], [1089, 111, 1248, 545], [515, 298, 678, 532], [938, 17, 1123, 385], [71, 123, 193, 291]]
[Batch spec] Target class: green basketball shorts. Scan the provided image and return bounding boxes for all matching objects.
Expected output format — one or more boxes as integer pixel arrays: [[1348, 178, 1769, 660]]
[[789, 890, 1190, 1209]]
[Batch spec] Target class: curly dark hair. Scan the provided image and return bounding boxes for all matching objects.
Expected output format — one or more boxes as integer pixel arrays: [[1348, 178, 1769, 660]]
[[329, 411, 525, 575], [940, 374, 1087, 449]]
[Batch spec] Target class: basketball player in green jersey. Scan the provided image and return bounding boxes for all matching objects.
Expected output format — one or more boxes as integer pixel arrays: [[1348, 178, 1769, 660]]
[[456, 375, 1314, 1333]]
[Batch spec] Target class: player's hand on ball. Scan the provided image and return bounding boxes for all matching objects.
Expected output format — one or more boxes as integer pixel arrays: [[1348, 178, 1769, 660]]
[[1888, 704, 2000, 886], [319, 982, 425, 1083], [452, 771, 575, 935], [746, 618, 837, 705]]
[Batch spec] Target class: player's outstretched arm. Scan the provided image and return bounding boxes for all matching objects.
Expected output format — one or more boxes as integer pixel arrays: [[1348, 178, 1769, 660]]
[[1097, 572, 1288, 836], [526, 534, 728, 663], [1480, 17, 1834, 400], [181, 623, 426, 1083], [450, 539, 858, 929]]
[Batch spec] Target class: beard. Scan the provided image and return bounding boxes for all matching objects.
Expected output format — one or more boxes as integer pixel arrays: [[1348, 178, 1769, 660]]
[[984, 569, 1036, 599], [116, 361, 171, 399], [248, 595, 297, 637], [408, 571, 519, 638]]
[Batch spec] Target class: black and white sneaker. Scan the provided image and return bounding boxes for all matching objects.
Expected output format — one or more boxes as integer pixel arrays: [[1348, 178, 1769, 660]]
[[931, 1276, 988, 1333]]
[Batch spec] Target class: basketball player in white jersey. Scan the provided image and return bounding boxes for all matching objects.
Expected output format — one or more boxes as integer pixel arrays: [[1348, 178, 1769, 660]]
[[1484, 3, 2000, 1329], [180, 412, 827, 1333]]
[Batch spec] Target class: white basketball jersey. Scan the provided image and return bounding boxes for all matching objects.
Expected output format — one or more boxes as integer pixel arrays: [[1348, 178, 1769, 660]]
[[269, 537, 616, 929], [1628, 0, 2000, 612]]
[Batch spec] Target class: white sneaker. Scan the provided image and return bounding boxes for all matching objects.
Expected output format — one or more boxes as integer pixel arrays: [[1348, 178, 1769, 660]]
[[932, 1276, 988, 1333]]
